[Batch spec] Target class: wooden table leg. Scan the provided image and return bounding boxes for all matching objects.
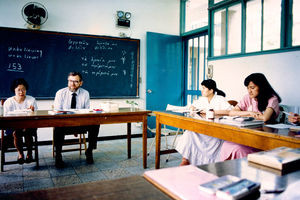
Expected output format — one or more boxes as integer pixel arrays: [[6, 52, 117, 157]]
[[155, 115, 162, 169], [143, 116, 148, 168], [127, 123, 131, 159]]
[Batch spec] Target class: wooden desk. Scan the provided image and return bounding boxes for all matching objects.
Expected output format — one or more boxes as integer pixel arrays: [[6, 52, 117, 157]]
[[0, 175, 171, 200], [154, 111, 300, 169], [198, 158, 300, 200], [144, 158, 300, 199], [0, 108, 151, 168]]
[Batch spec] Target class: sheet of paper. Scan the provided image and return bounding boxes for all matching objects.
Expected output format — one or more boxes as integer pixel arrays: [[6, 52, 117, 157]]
[[265, 124, 293, 129]]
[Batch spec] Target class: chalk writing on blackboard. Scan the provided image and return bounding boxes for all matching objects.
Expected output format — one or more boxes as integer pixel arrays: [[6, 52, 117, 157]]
[[68, 39, 89, 50], [6, 46, 43, 73], [0, 27, 140, 98]]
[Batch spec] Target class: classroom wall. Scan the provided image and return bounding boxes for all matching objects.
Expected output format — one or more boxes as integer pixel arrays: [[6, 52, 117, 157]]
[[210, 50, 300, 113], [0, 0, 180, 139]]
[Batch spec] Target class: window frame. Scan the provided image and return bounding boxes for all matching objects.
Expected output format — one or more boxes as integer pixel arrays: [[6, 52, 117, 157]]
[[183, 31, 208, 105], [206, 0, 300, 60]]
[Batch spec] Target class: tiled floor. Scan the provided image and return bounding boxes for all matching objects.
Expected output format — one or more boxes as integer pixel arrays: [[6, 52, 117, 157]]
[[0, 136, 181, 194]]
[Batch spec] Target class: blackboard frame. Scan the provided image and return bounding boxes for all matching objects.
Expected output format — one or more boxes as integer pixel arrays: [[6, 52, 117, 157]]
[[0, 27, 140, 99]]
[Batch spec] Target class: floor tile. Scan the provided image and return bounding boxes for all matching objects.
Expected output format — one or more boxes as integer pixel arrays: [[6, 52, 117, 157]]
[[0, 137, 182, 194], [52, 174, 82, 187]]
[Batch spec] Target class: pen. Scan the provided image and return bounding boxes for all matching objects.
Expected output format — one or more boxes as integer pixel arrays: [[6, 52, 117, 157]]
[[282, 111, 295, 116], [261, 188, 285, 194]]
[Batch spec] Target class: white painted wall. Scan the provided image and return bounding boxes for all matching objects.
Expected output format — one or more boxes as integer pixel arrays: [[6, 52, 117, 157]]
[[209, 50, 300, 112], [0, 0, 180, 140]]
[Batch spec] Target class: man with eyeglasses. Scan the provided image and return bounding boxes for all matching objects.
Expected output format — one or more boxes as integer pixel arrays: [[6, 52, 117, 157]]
[[53, 71, 100, 168]]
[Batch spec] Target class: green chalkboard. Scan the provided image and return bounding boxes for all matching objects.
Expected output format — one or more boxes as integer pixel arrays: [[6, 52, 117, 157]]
[[0, 27, 140, 99]]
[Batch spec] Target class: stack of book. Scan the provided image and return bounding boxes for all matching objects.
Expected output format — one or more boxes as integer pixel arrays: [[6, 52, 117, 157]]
[[218, 116, 264, 127], [198, 175, 260, 200], [247, 147, 300, 173]]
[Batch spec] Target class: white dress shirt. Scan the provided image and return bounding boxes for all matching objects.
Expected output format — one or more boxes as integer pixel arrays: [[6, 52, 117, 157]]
[[54, 87, 90, 110]]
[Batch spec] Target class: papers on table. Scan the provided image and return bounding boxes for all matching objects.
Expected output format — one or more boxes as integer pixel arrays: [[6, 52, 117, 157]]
[[48, 109, 102, 115], [265, 124, 293, 129], [166, 104, 189, 113], [6, 109, 33, 115], [265, 123, 300, 131]]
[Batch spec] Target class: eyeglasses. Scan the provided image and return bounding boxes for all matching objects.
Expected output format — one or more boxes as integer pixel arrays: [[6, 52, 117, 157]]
[[15, 88, 26, 92], [68, 80, 80, 84]]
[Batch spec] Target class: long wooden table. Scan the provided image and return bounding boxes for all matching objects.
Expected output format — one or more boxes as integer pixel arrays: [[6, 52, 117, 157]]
[[154, 111, 300, 169], [0, 108, 151, 168], [0, 175, 171, 200]]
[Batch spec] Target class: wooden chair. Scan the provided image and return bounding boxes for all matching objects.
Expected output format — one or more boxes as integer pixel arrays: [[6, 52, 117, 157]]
[[228, 100, 238, 107], [50, 104, 87, 157], [1, 99, 39, 172], [52, 131, 87, 157], [147, 104, 184, 162]]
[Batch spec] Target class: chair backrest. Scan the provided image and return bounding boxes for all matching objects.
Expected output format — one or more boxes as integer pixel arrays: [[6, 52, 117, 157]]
[[277, 105, 289, 123], [228, 100, 238, 107]]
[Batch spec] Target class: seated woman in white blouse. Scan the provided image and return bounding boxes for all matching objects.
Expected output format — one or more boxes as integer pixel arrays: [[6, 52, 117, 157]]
[[176, 79, 232, 166], [3, 78, 37, 165]]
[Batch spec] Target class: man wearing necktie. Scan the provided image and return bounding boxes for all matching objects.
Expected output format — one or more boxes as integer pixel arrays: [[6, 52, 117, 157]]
[[53, 72, 100, 168]]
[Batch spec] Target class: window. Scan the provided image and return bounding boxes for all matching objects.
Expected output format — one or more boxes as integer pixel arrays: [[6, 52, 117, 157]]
[[227, 4, 241, 54], [293, 0, 300, 46], [184, 0, 208, 32], [246, 0, 261, 53], [262, 0, 281, 50], [213, 3, 241, 56], [209, 0, 299, 58], [213, 9, 226, 56], [184, 33, 208, 105]]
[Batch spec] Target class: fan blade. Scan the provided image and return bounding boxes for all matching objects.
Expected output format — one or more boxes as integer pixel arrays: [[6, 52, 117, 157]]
[[37, 7, 46, 18], [24, 4, 35, 16]]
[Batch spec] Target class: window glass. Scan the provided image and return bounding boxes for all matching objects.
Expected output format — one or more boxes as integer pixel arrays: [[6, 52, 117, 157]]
[[227, 4, 241, 54], [263, 0, 281, 50], [246, 0, 261, 53], [293, 0, 300, 46], [193, 37, 199, 90], [214, 0, 224, 4], [185, 0, 208, 32], [187, 39, 193, 90], [213, 9, 226, 56], [198, 36, 205, 89]]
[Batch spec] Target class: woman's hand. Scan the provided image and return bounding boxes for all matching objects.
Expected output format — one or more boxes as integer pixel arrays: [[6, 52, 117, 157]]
[[249, 112, 263, 120], [288, 113, 300, 124], [29, 105, 35, 111], [189, 105, 197, 111]]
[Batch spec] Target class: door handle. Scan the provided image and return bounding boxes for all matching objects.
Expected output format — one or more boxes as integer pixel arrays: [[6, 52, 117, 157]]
[[147, 89, 152, 94]]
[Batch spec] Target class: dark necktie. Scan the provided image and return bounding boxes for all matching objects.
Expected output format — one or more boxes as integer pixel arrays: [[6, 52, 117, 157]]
[[71, 93, 77, 109]]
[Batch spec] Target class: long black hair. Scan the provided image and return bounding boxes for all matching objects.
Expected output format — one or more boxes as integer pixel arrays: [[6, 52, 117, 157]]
[[201, 79, 226, 97], [244, 73, 281, 112]]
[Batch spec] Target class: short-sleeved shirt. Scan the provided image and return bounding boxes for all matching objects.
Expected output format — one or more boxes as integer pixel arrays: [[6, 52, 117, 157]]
[[3, 95, 38, 115], [237, 94, 280, 119], [192, 94, 232, 111], [53, 87, 90, 110]]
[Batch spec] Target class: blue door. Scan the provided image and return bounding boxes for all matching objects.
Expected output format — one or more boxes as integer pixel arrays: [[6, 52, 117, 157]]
[[146, 32, 183, 129]]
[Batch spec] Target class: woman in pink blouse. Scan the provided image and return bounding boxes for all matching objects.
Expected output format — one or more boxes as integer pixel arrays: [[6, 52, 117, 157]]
[[220, 73, 281, 160]]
